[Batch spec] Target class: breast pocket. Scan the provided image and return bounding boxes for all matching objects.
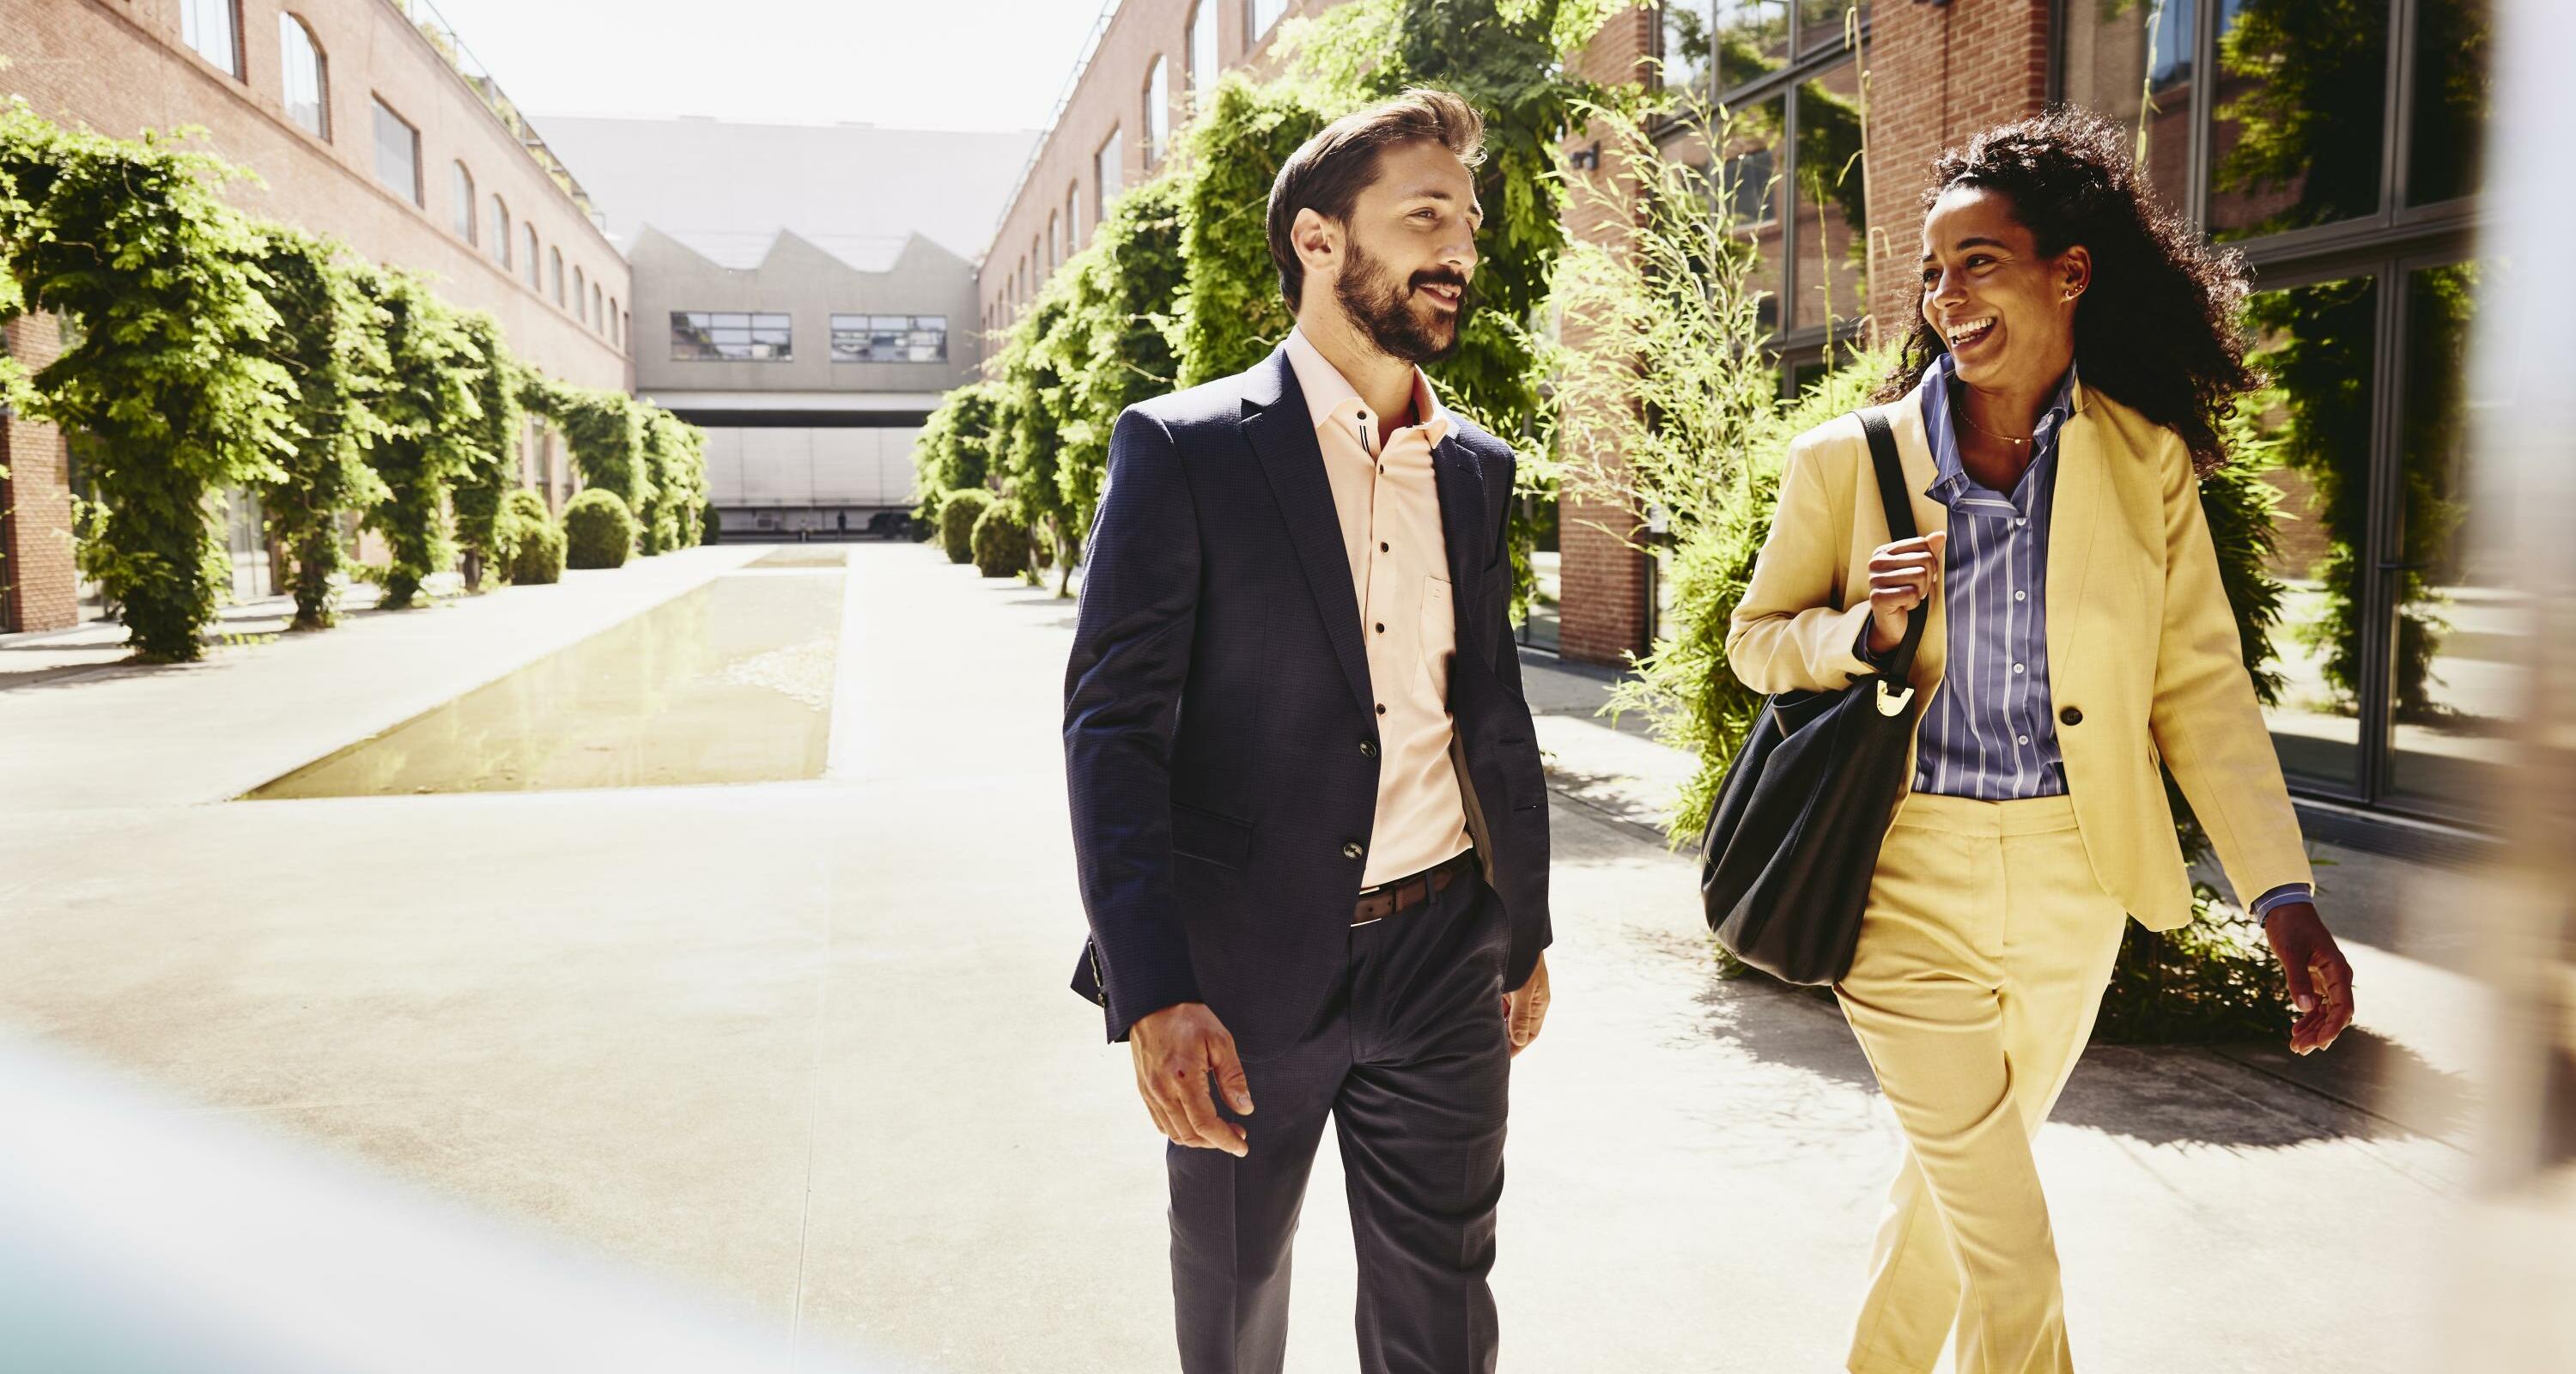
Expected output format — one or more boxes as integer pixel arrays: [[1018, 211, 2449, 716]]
[[1419, 575, 1456, 704]]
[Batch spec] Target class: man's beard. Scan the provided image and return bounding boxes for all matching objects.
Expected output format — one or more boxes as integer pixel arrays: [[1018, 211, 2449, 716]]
[[1334, 240, 1470, 365]]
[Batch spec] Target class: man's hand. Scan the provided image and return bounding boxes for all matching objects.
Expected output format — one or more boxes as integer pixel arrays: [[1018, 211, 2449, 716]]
[[1502, 952, 1551, 1057], [1129, 1003, 1254, 1157], [2263, 903, 2355, 1055], [1866, 532, 1947, 654]]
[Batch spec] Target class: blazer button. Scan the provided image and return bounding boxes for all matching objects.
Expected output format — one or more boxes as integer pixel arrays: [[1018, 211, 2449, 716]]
[[1342, 841, 1365, 860], [2059, 706, 2083, 727], [1359, 740, 1378, 758]]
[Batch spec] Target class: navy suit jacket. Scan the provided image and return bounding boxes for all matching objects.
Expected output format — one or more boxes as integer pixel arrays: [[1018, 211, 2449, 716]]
[[1063, 345, 1552, 1051]]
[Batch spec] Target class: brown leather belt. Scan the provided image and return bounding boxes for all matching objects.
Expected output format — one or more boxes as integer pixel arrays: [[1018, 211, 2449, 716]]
[[1352, 849, 1477, 927]]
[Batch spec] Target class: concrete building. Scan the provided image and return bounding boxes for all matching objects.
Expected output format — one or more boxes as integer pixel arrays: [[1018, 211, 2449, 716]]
[[0, 0, 631, 632], [532, 116, 1033, 538]]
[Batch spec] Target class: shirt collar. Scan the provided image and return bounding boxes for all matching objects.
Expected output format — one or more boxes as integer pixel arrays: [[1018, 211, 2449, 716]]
[[1281, 326, 1450, 449], [1918, 350, 2080, 508]]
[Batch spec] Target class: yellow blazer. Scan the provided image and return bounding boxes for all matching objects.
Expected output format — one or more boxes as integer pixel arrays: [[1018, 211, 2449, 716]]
[[1725, 382, 2313, 930]]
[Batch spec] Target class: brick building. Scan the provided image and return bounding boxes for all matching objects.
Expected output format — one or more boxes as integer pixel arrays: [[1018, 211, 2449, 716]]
[[993, 0, 2500, 837], [0, 0, 631, 633]]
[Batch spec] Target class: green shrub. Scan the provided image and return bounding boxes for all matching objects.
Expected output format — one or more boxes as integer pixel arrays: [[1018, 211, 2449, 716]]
[[497, 489, 564, 585], [562, 489, 635, 569], [939, 489, 994, 564], [702, 503, 722, 545], [969, 504, 1035, 580]]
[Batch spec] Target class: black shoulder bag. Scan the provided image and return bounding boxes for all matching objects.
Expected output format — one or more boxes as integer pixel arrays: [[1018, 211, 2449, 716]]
[[1698, 408, 1928, 985]]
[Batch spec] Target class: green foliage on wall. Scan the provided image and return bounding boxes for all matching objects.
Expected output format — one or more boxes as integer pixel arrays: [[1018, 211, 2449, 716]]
[[447, 309, 525, 593], [496, 488, 564, 586], [641, 409, 708, 554], [1174, 76, 1322, 388], [527, 379, 651, 516], [358, 269, 482, 610], [248, 226, 390, 629], [939, 489, 995, 565], [911, 380, 1003, 523]]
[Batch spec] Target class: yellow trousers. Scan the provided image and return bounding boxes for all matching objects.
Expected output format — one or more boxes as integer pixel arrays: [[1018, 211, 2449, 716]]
[[1836, 793, 2130, 1374]]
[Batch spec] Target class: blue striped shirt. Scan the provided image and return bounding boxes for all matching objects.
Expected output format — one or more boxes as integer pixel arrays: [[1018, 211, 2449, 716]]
[[1876, 354, 2312, 922], [1912, 351, 2076, 800]]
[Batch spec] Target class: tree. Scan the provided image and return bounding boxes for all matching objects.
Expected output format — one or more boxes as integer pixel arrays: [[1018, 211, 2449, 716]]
[[911, 380, 1004, 523], [447, 309, 524, 592], [248, 226, 390, 629], [357, 269, 481, 609], [0, 105, 295, 660]]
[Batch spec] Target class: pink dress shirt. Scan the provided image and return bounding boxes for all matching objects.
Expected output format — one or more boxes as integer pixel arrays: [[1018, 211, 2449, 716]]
[[1281, 328, 1475, 887]]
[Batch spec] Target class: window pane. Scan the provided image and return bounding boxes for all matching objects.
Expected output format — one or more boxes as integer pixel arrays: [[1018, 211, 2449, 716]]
[[1097, 127, 1125, 211], [2062, 0, 2197, 218], [1791, 64, 1865, 333], [673, 310, 791, 361], [372, 99, 420, 205], [1797, 0, 1864, 53], [183, 0, 240, 77], [1715, 1, 1789, 93], [1661, 3, 1711, 104], [279, 15, 326, 138], [2243, 273, 2379, 795], [1719, 96, 1786, 333], [452, 163, 476, 243], [1067, 186, 1081, 252], [1145, 58, 1170, 166], [1251, 0, 1288, 40], [1189, 1, 1218, 106], [2208, 0, 2392, 242], [492, 197, 511, 266], [525, 227, 541, 289], [2386, 260, 2518, 819], [2405, 0, 2493, 206]]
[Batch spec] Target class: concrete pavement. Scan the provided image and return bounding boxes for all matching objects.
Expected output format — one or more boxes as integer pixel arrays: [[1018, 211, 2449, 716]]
[[0, 540, 2480, 1371]]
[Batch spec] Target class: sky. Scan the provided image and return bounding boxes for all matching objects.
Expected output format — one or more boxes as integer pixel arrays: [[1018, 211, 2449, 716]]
[[413, 0, 1110, 132]]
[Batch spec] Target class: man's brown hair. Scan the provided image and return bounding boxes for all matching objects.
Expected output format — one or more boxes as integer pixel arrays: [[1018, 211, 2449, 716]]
[[1265, 88, 1485, 314]]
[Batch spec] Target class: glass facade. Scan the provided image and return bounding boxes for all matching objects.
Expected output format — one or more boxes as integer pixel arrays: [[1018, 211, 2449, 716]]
[[830, 314, 949, 364], [2058, 0, 2498, 826], [671, 311, 793, 362], [1656, 3, 1869, 385]]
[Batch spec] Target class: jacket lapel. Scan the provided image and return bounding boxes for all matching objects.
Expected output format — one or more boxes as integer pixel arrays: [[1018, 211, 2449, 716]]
[[1431, 433, 1488, 647], [2044, 392, 2105, 684], [1242, 349, 1376, 714]]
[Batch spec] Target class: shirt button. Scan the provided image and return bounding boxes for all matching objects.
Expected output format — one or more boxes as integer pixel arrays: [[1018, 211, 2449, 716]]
[[2014, 590, 2026, 602], [1359, 740, 1378, 758], [2012, 662, 2026, 674], [2060, 706, 2083, 727], [1375, 622, 1386, 634], [1380, 542, 1389, 553], [1342, 841, 1365, 860], [2017, 734, 2031, 746]]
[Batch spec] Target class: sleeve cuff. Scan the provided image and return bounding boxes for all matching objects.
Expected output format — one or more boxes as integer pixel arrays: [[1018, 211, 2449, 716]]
[[2249, 883, 2313, 923]]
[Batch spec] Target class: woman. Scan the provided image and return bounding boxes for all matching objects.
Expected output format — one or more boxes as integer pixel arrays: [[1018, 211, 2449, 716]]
[[1728, 111, 2357, 1374]]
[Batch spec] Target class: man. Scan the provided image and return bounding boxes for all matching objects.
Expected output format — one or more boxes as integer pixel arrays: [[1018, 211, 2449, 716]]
[[1063, 88, 1552, 1374]]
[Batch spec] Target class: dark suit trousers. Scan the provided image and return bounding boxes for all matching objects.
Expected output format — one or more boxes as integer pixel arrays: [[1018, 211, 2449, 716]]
[[1168, 869, 1513, 1374]]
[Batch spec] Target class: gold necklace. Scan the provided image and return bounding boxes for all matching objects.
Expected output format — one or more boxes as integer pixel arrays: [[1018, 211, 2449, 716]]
[[1958, 403, 2033, 450]]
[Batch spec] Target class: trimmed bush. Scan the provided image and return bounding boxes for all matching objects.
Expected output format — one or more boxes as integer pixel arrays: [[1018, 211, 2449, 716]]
[[939, 489, 994, 564], [498, 489, 564, 586], [562, 489, 636, 570], [970, 504, 1035, 580], [702, 502, 723, 545]]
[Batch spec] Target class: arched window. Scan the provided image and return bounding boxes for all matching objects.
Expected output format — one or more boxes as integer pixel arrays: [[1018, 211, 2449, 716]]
[[525, 225, 540, 289], [1143, 57, 1170, 167], [1248, 0, 1287, 44], [550, 247, 564, 307], [1031, 235, 1042, 286], [1066, 183, 1081, 254], [609, 297, 621, 348], [574, 265, 587, 323], [1096, 126, 1124, 216], [278, 15, 327, 138], [490, 196, 511, 268], [451, 162, 476, 244], [181, 0, 242, 79], [592, 283, 604, 333], [1048, 210, 1060, 271], [1188, 2, 1218, 111]]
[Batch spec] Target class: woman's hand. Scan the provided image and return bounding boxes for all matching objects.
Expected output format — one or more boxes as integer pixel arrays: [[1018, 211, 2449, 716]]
[[1866, 532, 1947, 654], [2263, 903, 2355, 1055]]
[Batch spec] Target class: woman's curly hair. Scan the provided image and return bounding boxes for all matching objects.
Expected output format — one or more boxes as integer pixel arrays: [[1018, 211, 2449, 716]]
[[1877, 108, 2256, 476]]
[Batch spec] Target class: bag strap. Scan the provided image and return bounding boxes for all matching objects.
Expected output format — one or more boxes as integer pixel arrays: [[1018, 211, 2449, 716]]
[[1857, 408, 1930, 692]]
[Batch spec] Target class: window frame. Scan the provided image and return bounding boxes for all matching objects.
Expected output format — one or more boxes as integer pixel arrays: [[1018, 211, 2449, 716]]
[[451, 161, 477, 245], [1188, 1, 1220, 108], [1144, 55, 1171, 168], [524, 225, 542, 290], [550, 246, 565, 308], [491, 195, 512, 269], [181, 0, 244, 80], [669, 310, 795, 363], [278, 13, 329, 139], [370, 95, 422, 207], [829, 313, 951, 364]]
